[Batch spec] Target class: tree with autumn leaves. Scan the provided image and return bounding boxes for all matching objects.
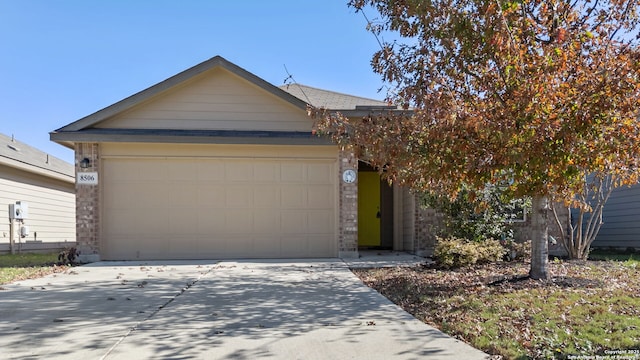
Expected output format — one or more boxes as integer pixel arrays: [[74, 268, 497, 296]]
[[311, 0, 640, 279]]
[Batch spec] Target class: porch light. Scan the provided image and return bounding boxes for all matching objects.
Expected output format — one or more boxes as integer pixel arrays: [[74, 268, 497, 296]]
[[79, 158, 91, 169]]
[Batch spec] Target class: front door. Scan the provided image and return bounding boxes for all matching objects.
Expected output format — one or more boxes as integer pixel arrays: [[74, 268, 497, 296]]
[[358, 171, 381, 247]]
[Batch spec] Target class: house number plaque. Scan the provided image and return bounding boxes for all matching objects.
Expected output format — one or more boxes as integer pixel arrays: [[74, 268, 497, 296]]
[[77, 172, 98, 185]]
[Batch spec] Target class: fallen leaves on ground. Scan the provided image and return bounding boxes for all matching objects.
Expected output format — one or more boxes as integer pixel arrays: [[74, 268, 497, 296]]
[[353, 259, 640, 359], [0, 264, 70, 286]]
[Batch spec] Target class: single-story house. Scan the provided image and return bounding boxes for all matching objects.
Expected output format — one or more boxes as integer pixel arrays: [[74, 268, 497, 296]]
[[51, 56, 436, 262], [51, 56, 566, 262], [1, 133, 76, 253]]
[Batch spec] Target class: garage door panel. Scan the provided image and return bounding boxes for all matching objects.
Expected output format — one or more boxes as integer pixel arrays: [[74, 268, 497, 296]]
[[281, 163, 304, 182], [135, 236, 169, 259], [168, 211, 198, 235], [307, 163, 333, 184], [167, 236, 199, 258], [111, 182, 167, 208], [281, 211, 306, 234], [227, 236, 254, 257], [102, 210, 132, 236], [225, 162, 253, 182], [197, 210, 225, 233], [137, 161, 168, 180], [225, 209, 252, 233], [169, 183, 198, 205], [281, 185, 305, 208], [198, 185, 225, 206], [105, 235, 169, 260], [254, 162, 278, 182], [307, 211, 334, 233], [253, 210, 281, 233], [168, 161, 197, 180], [308, 235, 334, 256], [254, 186, 279, 207], [104, 181, 148, 208], [104, 160, 139, 181], [253, 236, 281, 257], [197, 160, 224, 181], [102, 148, 337, 260], [135, 209, 169, 234], [226, 185, 253, 207], [281, 236, 308, 257], [307, 185, 334, 208]]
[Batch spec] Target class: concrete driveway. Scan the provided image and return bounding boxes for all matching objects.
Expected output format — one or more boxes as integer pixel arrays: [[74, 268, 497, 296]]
[[0, 260, 488, 359]]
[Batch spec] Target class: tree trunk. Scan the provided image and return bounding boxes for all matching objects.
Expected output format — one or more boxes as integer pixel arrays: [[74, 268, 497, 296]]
[[530, 195, 550, 280]]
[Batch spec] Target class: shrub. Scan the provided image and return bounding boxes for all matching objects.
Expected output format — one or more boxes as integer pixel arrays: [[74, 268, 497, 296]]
[[421, 185, 530, 243], [57, 247, 78, 265], [434, 236, 507, 269], [502, 240, 531, 261]]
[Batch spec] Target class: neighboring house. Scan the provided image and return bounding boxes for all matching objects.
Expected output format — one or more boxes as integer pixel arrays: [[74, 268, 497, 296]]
[[0, 133, 76, 253], [50, 55, 563, 262], [592, 183, 640, 250]]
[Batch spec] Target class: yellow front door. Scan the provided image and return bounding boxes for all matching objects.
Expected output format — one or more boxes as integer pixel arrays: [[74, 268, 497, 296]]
[[358, 171, 381, 247]]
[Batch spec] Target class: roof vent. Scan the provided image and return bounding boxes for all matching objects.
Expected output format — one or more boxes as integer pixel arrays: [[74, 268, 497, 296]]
[[7, 144, 19, 152]]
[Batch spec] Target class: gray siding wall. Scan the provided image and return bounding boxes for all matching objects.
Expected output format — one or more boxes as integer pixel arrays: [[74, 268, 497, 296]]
[[593, 184, 640, 248]]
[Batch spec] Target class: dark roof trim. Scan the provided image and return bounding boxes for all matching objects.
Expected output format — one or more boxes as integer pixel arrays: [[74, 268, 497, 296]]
[[335, 109, 415, 118], [54, 56, 309, 133], [50, 128, 333, 146]]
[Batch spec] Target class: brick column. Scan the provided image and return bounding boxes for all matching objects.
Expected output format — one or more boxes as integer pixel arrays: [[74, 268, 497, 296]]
[[75, 143, 101, 262], [414, 203, 441, 256], [338, 147, 358, 258]]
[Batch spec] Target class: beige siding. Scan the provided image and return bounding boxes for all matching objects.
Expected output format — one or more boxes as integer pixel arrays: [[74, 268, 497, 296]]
[[0, 165, 75, 247], [100, 143, 339, 260], [96, 68, 312, 132]]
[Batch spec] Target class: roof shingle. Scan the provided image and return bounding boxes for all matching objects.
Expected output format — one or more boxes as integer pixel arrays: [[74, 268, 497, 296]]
[[0, 133, 74, 178], [280, 84, 395, 110]]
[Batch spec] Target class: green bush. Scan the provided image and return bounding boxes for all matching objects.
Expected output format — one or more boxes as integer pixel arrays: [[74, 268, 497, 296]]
[[434, 236, 507, 268], [421, 185, 530, 243]]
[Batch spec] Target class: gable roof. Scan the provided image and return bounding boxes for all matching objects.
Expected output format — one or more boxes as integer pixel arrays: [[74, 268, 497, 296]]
[[280, 83, 394, 110], [53, 56, 309, 133], [0, 133, 74, 183], [50, 56, 407, 147]]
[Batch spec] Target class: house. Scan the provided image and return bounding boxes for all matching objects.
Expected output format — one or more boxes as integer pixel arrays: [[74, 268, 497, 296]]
[[51, 56, 566, 262], [592, 184, 640, 250], [1, 133, 76, 254], [51, 56, 438, 262]]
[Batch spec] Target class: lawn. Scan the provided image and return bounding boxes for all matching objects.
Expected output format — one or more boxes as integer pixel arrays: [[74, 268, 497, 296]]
[[353, 257, 640, 359], [0, 252, 69, 285]]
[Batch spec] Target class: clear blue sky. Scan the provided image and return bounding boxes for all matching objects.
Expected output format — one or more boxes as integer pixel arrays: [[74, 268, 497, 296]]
[[0, 1, 388, 164]]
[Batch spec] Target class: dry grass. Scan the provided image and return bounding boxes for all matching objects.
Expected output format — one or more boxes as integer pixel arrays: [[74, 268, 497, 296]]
[[0, 253, 69, 285]]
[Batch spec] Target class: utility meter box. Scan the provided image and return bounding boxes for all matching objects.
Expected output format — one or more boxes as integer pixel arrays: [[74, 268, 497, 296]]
[[9, 201, 28, 220]]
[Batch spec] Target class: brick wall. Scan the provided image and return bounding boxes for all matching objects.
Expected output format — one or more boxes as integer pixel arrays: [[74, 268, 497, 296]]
[[512, 203, 570, 256], [75, 143, 101, 262], [414, 197, 570, 257], [338, 147, 358, 258], [414, 203, 442, 256]]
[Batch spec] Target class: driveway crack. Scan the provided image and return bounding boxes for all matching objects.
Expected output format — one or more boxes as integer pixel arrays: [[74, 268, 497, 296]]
[[99, 265, 215, 360]]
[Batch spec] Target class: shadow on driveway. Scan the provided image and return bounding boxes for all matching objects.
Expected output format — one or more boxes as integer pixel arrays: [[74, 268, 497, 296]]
[[0, 260, 488, 360]]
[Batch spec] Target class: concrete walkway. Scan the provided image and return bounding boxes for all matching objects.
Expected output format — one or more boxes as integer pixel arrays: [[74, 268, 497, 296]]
[[0, 259, 488, 359]]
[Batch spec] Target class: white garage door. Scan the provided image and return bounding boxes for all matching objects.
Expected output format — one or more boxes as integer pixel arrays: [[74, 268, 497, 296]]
[[101, 144, 337, 260]]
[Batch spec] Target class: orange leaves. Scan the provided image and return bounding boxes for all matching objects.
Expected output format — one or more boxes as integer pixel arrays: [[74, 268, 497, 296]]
[[322, 0, 640, 206]]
